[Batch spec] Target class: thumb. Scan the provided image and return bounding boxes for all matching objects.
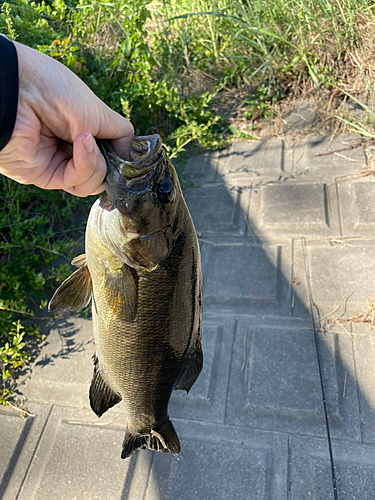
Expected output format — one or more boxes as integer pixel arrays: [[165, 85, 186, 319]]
[[62, 132, 106, 197], [95, 101, 134, 160]]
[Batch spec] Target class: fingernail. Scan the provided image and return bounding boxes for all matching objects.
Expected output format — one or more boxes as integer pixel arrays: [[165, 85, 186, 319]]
[[83, 134, 101, 156], [93, 139, 101, 156], [83, 133, 94, 154]]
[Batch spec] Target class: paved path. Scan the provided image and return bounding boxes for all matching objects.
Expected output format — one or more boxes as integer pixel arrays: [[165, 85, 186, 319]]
[[1, 134, 375, 499]]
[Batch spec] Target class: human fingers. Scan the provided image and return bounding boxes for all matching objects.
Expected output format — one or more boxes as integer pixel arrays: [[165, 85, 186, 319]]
[[64, 133, 106, 196], [95, 102, 134, 160], [15, 42, 134, 155], [42, 133, 106, 196]]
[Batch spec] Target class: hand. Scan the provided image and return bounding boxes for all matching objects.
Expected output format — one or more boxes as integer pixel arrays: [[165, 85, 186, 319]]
[[0, 41, 134, 196]]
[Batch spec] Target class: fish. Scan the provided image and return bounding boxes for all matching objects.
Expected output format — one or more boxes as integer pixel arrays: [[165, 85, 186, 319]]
[[48, 135, 203, 459]]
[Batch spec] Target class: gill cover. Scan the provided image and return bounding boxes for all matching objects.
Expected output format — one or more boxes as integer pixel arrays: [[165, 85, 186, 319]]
[[97, 136, 180, 268]]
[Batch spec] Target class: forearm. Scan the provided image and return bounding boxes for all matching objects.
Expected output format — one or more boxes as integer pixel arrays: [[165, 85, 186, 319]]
[[0, 35, 18, 151]]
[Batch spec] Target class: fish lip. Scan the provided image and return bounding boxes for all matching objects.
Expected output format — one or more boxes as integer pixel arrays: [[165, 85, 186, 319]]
[[99, 135, 163, 181]]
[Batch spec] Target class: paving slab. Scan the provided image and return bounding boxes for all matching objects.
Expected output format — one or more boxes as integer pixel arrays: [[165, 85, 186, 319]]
[[182, 150, 222, 185], [217, 138, 291, 185], [249, 182, 341, 238], [293, 134, 367, 180], [290, 435, 375, 500], [184, 185, 250, 236], [0, 403, 51, 500], [292, 239, 375, 318], [226, 318, 361, 441], [169, 314, 236, 423], [146, 420, 288, 500], [201, 238, 292, 316], [353, 333, 375, 444], [15, 405, 150, 500], [338, 178, 375, 236], [21, 317, 94, 407]]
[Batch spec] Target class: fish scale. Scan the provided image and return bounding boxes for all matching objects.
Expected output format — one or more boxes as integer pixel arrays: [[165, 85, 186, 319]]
[[49, 135, 202, 459], [89, 219, 197, 427]]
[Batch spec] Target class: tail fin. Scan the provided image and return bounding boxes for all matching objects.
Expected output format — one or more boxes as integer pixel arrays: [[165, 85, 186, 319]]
[[121, 419, 180, 459]]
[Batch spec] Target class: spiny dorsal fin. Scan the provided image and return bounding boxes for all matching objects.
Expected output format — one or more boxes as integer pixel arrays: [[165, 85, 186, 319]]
[[89, 353, 122, 417], [48, 264, 92, 312], [104, 263, 138, 322]]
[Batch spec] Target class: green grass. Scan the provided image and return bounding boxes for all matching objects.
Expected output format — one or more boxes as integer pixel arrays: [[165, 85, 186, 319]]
[[1, 0, 375, 403]]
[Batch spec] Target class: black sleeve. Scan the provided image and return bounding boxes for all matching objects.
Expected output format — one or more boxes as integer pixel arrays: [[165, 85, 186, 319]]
[[0, 36, 19, 151]]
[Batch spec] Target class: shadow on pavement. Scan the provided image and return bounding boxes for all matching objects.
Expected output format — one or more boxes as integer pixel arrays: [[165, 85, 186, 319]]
[[118, 138, 374, 499], [34, 317, 91, 367]]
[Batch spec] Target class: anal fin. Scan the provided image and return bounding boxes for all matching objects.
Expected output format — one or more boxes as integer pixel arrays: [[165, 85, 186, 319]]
[[89, 353, 122, 417]]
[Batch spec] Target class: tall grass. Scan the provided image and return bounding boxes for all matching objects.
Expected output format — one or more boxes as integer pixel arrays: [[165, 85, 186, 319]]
[[156, 0, 372, 86]]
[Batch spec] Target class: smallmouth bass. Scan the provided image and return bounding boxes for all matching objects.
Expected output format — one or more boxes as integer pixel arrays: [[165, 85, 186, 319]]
[[49, 135, 203, 459]]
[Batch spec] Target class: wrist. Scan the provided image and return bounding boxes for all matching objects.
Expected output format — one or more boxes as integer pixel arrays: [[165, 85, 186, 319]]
[[0, 36, 19, 151]]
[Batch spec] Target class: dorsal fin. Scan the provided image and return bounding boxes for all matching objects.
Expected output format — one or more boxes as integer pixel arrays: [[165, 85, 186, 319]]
[[71, 254, 86, 267]]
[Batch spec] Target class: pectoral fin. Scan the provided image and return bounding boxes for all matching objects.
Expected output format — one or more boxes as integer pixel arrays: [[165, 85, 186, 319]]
[[104, 264, 138, 322], [48, 263, 92, 312]]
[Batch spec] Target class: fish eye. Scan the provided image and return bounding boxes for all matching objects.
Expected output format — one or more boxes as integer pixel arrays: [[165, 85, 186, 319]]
[[157, 169, 174, 203]]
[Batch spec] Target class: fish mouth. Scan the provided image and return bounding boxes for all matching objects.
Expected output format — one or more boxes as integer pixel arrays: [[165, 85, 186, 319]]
[[98, 135, 163, 180]]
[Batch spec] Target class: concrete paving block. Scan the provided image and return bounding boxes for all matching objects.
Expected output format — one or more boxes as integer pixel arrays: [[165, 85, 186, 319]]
[[183, 186, 250, 236], [292, 240, 375, 318], [353, 334, 375, 444], [21, 318, 94, 407], [350, 320, 375, 335], [339, 179, 375, 236], [0, 403, 51, 500], [294, 134, 366, 179], [198, 239, 211, 279], [226, 319, 361, 441], [319, 331, 361, 441], [145, 420, 288, 500], [283, 139, 294, 175], [182, 150, 222, 185], [290, 435, 375, 499], [202, 239, 292, 316], [217, 139, 286, 185], [16, 406, 150, 500], [248, 182, 341, 237], [170, 315, 236, 423], [283, 102, 318, 131]]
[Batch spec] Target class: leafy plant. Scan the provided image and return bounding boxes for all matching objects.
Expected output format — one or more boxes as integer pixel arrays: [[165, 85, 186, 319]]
[[0, 321, 31, 403], [0, 174, 91, 403]]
